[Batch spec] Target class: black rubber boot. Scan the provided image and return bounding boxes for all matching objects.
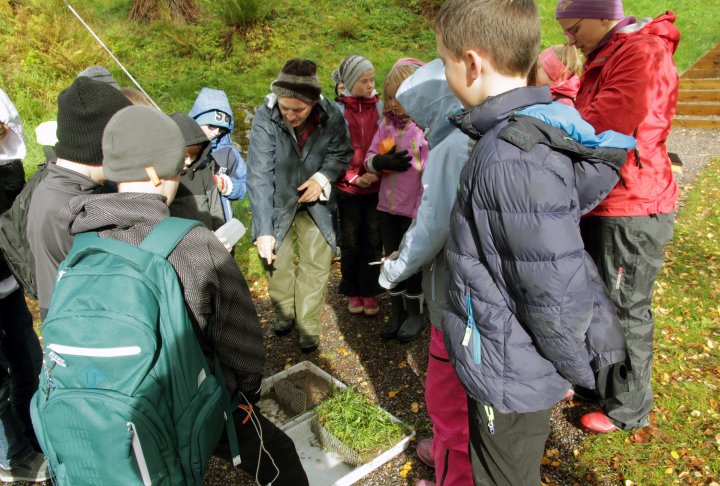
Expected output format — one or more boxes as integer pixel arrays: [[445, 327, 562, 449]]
[[379, 294, 407, 340], [396, 294, 425, 343]]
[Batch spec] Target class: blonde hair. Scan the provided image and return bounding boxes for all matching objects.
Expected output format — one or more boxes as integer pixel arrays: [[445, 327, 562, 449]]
[[551, 44, 582, 77], [436, 0, 540, 77], [120, 87, 155, 107], [382, 64, 415, 108]]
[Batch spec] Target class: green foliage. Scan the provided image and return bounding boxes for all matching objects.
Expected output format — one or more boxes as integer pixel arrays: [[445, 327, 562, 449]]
[[578, 158, 720, 484], [217, 0, 280, 28]]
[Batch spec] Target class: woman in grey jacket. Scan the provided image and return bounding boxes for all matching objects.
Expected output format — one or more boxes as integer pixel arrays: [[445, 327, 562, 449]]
[[247, 59, 352, 352]]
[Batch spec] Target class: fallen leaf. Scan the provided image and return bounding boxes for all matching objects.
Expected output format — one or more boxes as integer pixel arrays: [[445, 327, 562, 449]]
[[388, 391, 397, 398], [665, 467, 674, 475], [671, 450, 680, 460], [411, 402, 419, 413]]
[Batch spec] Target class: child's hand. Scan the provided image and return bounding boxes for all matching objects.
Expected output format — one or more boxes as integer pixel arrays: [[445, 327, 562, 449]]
[[355, 173, 379, 188], [214, 174, 234, 196], [372, 147, 412, 172]]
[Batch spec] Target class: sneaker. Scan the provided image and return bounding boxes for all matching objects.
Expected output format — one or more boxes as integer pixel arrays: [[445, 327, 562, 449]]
[[416, 438, 435, 468], [299, 335, 320, 353], [580, 411, 619, 433], [273, 319, 294, 336], [0, 452, 51, 483], [347, 296, 364, 314], [362, 296, 379, 316]]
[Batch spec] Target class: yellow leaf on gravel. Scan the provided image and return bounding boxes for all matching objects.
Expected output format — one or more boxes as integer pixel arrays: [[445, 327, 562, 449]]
[[388, 391, 397, 398], [411, 402, 419, 413], [399, 469, 409, 478]]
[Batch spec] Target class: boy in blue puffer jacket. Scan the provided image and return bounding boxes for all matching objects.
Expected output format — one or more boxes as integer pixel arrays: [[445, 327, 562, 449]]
[[436, 1, 636, 484], [189, 88, 247, 221]]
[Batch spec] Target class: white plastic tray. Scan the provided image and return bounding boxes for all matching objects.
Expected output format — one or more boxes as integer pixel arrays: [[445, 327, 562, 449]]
[[260, 361, 415, 485]]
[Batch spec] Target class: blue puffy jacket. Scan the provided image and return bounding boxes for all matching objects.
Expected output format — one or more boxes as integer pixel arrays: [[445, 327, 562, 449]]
[[444, 86, 634, 413]]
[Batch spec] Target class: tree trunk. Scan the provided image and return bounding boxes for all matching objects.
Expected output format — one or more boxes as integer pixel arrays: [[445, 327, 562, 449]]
[[129, 0, 198, 22]]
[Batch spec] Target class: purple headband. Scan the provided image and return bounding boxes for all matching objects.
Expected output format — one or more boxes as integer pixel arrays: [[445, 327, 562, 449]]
[[556, 0, 624, 19]]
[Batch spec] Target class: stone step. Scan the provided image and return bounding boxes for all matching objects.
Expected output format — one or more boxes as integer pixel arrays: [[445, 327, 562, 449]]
[[675, 102, 720, 117], [680, 79, 720, 90], [679, 90, 720, 102], [672, 115, 720, 129]]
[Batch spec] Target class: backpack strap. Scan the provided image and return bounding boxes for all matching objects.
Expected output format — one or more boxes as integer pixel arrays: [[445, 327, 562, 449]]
[[139, 217, 203, 258], [214, 354, 242, 467]]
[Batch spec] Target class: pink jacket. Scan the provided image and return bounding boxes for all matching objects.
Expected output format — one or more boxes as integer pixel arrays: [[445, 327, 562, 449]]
[[365, 117, 428, 219]]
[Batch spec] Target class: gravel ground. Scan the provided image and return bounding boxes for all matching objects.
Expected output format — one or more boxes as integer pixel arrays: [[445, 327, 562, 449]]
[[12, 129, 719, 486]]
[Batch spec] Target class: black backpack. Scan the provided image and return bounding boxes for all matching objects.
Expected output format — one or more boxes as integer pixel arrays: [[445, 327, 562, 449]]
[[0, 163, 48, 300]]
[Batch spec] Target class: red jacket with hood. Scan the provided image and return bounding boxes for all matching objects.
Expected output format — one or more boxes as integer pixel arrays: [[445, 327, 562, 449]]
[[576, 12, 680, 217], [335, 95, 381, 195]]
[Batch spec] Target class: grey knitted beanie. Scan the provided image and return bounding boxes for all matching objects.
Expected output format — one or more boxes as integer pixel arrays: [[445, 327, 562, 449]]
[[336, 55, 374, 93], [103, 106, 185, 182]]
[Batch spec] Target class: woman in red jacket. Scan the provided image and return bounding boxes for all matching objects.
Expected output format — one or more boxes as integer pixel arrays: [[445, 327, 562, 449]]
[[556, 0, 679, 434]]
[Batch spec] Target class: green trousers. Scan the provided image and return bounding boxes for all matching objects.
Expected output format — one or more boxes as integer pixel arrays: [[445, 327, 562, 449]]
[[267, 211, 332, 338]]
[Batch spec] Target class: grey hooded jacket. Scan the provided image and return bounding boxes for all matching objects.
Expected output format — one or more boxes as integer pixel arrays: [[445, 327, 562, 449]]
[[444, 86, 633, 413], [378, 60, 471, 327], [247, 94, 351, 249]]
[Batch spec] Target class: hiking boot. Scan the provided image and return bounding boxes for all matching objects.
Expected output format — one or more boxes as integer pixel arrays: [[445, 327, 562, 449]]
[[362, 296, 380, 316], [273, 319, 294, 336], [580, 411, 619, 433], [379, 294, 406, 340], [416, 438, 435, 468], [299, 335, 320, 353], [348, 296, 364, 314], [0, 452, 51, 483], [396, 294, 425, 343]]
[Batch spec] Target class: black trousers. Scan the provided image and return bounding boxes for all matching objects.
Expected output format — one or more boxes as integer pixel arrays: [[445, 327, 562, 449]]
[[467, 397, 551, 486], [379, 211, 422, 295], [580, 214, 674, 429], [214, 407, 308, 486], [337, 192, 382, 296]]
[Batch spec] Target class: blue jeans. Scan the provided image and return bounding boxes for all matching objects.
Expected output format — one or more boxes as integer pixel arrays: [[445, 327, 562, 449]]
[[0, 289, 42, 468]]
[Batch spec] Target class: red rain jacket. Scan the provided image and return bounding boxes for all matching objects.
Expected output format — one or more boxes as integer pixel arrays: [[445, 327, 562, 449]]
[[576, 12, 680, 217], [335, 95, 381, 196]]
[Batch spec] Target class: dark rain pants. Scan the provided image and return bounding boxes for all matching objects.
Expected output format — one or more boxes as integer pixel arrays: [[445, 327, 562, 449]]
[[580, 213, 674, 430]]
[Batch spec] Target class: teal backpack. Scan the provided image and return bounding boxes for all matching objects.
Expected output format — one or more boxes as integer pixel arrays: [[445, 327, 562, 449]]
[[31, 217, 240, 485]]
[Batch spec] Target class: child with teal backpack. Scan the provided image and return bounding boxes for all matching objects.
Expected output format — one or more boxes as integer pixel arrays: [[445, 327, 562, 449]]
[[32, 105, 307, 485]]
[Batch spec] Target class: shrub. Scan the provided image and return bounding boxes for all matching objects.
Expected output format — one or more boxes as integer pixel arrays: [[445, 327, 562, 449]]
[[218, 0, 280, 29]]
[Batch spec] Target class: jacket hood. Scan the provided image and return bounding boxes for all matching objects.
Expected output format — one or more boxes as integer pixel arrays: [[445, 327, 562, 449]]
[[59, 192, 168, 236], [450, 86, 552, 139], [396, 59, 462, 148], [0, 88, 26, 162], [170, 112, 212, 173], [617, 12, 680, 55], [551, 75, 580, 102], [189, 87, 236, 150]]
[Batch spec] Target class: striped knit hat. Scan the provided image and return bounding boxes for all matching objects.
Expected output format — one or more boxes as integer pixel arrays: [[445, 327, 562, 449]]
[[271, 59, 322, 104], [334, 55, 374, 93], [556, 0, 624, 19]]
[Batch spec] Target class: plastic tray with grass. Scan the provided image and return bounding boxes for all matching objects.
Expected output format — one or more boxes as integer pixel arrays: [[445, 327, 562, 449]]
[[313, 387, 410, 466], [257, 361, 414, 485]]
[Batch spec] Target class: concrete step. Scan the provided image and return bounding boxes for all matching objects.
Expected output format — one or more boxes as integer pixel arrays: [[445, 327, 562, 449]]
[[672, 115, 720, 129], [675, 101, 720, 117], [679, 90, 720, 102], [680, 79, 720, 90]]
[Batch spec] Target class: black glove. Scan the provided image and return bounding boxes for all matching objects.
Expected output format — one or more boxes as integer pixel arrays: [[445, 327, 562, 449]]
[[372, 147, 413, 172]]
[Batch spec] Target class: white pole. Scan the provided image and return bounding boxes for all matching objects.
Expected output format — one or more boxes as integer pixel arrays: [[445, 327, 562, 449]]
[[65, 1, 160, 110]]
